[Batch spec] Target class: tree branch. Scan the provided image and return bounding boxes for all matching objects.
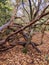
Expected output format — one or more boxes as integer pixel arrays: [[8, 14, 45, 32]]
[[4, 11, 49, 43]]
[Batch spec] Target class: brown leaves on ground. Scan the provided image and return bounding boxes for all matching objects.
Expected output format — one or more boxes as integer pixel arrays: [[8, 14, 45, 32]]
[[0, 31, 49, 65]]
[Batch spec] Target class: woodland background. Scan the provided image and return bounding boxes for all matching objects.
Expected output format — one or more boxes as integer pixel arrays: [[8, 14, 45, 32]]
[[0, 0, 49, 65]]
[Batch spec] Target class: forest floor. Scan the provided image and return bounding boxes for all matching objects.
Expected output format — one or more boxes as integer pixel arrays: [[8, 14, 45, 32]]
[[0, 31, 49, 65]]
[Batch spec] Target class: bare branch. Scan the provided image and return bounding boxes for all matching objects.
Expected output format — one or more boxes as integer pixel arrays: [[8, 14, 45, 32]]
[[28, 0, 33, 21], [33, 0, 41, 19], [4, 10, 49, 43], [22, 0, 30, 21]]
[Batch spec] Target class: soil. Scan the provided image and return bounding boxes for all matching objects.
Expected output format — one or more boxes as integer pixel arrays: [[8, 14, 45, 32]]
[[0, 31, 49, 65]]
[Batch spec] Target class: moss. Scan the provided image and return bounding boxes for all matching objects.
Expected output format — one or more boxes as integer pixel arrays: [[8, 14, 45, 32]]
[[22, 47, 28, 54]]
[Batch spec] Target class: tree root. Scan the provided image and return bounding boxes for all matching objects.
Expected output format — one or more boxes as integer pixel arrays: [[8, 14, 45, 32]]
[[0, 41, 41, 53]]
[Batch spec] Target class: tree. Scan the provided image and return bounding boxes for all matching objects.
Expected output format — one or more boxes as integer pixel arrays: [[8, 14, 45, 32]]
[[0, 0, 49, 53]]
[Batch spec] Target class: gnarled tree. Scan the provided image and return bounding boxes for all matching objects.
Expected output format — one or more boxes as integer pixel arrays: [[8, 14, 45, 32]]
[[0, 0, 49, 53]]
